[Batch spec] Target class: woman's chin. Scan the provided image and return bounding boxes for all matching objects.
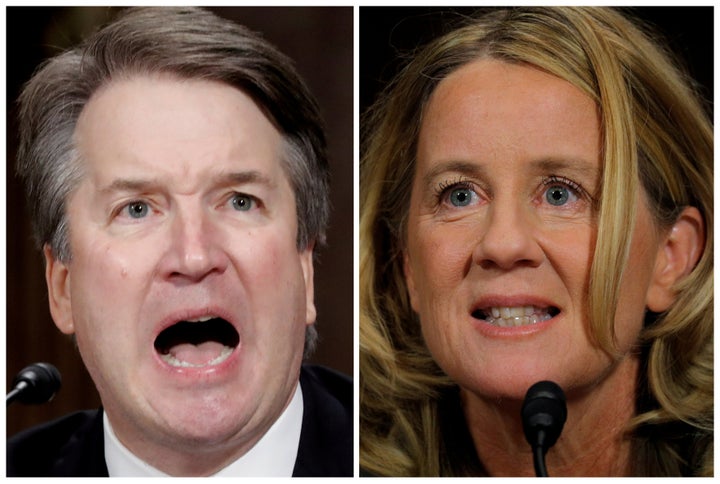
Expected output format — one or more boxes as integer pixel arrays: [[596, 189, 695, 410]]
[[469, 384, 532, 403], [458, 371, 568, 403]]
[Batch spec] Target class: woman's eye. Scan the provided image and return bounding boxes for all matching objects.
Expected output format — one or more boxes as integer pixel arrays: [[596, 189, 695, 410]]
[[541, 176, 586, 208], [436, 181, 479, 209], [125, 201, 150, 219], [545, 185, 571, 206], [231, 193, 254, 211], [449, 187, 474, 207]]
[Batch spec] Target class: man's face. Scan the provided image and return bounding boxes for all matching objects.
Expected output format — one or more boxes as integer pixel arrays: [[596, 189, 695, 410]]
[[46, 75, 315, 458]]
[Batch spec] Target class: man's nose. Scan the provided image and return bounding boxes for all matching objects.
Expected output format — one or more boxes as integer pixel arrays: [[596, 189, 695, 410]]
[[472, 199, 543, 271], [160, 205, 229, 282]]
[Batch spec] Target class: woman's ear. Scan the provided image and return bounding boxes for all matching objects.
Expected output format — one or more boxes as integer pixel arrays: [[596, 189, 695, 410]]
[[44, 245, 75, 335], [403, 250, 420, 313], [646, 206, 705, 312]]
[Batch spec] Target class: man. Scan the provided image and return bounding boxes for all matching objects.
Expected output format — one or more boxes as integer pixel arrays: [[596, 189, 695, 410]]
[[7, 7, 352, 477]]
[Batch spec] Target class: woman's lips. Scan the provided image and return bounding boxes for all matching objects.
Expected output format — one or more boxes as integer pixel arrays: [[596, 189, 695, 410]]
[[472, 305, 560, 328]]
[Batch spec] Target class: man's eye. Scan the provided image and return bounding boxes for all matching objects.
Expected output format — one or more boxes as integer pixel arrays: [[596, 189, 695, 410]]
[[231, 193, 254, 211], [125, 201, 150, 218]]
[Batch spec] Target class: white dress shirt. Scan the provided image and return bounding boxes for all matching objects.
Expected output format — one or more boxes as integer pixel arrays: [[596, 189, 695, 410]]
[[103, 384, 303, 476]]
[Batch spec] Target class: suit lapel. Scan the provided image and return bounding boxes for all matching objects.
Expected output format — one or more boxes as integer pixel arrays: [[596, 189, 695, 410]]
[[292, 366, 352, 477], [50, 409, 109, 477]]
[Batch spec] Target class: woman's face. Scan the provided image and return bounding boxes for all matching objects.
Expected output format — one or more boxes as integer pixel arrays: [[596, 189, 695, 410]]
[[404, 59, 664, 401]]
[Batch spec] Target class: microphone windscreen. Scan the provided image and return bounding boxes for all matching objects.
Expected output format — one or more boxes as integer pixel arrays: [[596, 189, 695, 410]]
[[521, 380, 567, 449], [12, 362, 62, 405]]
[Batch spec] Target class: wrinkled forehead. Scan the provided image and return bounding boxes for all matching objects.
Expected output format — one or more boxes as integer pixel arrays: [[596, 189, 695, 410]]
[[72, 74, 291, 191]]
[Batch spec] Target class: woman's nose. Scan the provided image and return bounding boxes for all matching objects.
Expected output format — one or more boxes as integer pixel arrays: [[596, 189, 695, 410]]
[[160, 207, 229, 282], [472, 200, 543, 271]]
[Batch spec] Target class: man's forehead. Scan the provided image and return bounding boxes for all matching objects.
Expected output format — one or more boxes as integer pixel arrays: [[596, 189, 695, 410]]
[[73, 74, 288, 189], [74, 74, 282, 145]]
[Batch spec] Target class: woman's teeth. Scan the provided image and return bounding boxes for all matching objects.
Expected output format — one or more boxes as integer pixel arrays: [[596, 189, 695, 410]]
[[479, 306, 555, 327]]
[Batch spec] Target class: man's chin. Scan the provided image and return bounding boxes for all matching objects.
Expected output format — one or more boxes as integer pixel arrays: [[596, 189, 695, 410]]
[[149, 407, 257, 453]]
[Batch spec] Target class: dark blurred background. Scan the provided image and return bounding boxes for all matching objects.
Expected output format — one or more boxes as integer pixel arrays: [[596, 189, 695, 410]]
[[360, 7, 713, 117], [6, 7, 353, 437]]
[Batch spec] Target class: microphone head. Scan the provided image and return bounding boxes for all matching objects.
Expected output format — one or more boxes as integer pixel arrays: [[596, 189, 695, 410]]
[[12, 362, 62, 405], [521, 380, 567, 450]]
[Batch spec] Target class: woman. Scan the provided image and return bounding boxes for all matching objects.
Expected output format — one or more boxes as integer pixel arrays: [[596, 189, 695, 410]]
[[360, 7, 712, 477]]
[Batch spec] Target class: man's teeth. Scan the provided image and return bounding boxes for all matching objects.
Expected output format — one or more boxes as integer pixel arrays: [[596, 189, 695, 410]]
[[184, 316, 215, 323], [482, 306, 554, 327], [161, 345, 234, 368]]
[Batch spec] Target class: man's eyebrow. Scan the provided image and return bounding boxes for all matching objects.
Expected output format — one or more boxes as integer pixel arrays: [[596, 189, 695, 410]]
[[214, 170, 276, 188], [98, 170, 276, 194], [99, 178, 160, 194]]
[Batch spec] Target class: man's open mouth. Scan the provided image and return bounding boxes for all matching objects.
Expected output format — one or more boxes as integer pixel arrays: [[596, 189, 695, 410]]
[[471, 306, 560, 328], [154, 317, 239, 368]]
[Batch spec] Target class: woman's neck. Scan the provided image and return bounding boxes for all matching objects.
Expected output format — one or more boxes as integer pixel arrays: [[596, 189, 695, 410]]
[[462, 355, 640, 477]]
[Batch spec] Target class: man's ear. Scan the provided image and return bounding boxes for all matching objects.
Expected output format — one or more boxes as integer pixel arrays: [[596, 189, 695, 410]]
[[300, 243, 316, 326], [44, 245, 75, 334], [646, 206, 705, 312]]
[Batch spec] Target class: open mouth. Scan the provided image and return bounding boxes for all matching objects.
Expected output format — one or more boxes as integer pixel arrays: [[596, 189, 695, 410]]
[[471, 306, 560, 328], [154, 317, 239, 368]]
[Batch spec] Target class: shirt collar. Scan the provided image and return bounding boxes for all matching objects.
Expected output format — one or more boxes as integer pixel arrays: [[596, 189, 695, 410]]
[[104, 383, 304, 476]]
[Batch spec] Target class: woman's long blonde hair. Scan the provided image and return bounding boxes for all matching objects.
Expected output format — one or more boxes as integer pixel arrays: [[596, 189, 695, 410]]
[[360, 7, 712, 476]]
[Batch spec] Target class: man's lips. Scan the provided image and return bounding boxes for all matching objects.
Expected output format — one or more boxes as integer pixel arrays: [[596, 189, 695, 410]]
[[153, 311, 240, 368]]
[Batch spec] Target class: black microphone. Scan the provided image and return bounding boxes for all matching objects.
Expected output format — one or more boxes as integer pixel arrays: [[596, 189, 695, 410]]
[[7, 362, 62, 406], [521, 380, 567, 477]]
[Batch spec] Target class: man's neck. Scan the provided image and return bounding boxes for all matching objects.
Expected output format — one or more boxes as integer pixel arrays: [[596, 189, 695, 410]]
[[104, 383, 303, 476], [463, 355, 639, 477]]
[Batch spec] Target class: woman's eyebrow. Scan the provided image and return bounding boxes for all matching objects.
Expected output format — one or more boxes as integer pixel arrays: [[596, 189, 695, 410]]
[[531, 157, 600, 180], [421, 158, 599, 183], [421, 161, 486, 187]]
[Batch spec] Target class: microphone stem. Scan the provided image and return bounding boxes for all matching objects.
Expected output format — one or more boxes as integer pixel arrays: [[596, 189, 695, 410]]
[[532, 445, 549, 477], [6, 382, 28, 406]]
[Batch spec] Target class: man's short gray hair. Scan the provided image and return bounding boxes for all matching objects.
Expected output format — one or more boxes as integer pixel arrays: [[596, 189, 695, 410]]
[[17, 7, 330, 261], [16, 7, 330, 356]]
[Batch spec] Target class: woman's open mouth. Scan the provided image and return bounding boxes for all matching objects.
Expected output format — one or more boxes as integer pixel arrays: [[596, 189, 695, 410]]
[[154, 317, 239, 368], [471, 306, 560, 328]]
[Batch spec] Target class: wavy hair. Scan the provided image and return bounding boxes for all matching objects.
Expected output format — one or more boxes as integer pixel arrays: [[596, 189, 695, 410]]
[[360, 7, 712, 476]]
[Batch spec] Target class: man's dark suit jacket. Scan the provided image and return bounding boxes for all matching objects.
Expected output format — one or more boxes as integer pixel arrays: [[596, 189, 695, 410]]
[[7, 365, 352, 477]]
